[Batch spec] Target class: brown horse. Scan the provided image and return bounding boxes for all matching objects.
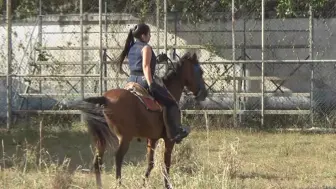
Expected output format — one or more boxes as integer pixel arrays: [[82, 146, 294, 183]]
[[68, 52, 208, 189]]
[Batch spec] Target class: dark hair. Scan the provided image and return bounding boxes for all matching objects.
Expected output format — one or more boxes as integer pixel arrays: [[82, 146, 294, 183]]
[[116, 23, 150, 74]]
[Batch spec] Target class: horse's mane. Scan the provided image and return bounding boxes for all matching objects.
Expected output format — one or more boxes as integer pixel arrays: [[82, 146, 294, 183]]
[[161, 52, 192, 83]]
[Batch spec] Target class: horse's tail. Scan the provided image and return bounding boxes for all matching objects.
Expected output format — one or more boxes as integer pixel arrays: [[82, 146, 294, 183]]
[[67, 97, 118, 149], [67, 96, 107, 114]]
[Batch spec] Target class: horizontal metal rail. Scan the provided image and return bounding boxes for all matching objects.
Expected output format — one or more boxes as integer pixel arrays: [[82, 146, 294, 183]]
[[12, 109, 310, 115], [43, 29, 310, 35], [13, 77, 126, 81], [1, 75, 127, 81], [8, 74, 101, 77], [18, 93, 101, 98], [196, 59, 336, 64], [0, 75, 320, 83], [13, 110, 82, 114], [0, 75, 307, 80], [32, 61, 102, 65], [182, 109, 310, 115], [24, 59, 336, 66], [33, 60, 164, 65], [224, 76, 308, 81], [35, 44, 309, 51], [237, 92, 310, 97], [17, 92, 310, 98]]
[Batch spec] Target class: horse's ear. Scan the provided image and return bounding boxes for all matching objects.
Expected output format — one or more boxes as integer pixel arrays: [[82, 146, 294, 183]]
[[192, 53, 197, 61], [187, 52, 192, 57], [181, 52, 191, 60]]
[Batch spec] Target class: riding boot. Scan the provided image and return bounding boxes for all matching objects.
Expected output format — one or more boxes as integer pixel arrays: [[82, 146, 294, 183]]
[[162, 104, 190, 144]]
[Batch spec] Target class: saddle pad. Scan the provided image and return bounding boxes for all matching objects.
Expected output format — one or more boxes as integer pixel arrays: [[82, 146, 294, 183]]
[[124, 82, 162, 112]]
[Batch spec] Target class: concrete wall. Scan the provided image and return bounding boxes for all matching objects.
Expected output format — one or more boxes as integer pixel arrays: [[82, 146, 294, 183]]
[[0, 13, 336, 116]]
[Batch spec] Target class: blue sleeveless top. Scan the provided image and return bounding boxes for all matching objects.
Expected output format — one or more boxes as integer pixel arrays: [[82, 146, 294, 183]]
[[127, 40, 156, 76]]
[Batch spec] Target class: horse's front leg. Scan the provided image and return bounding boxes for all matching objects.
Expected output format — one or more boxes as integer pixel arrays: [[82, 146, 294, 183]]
[[143, 138, 158, 186], [163, 138, 175, 189]]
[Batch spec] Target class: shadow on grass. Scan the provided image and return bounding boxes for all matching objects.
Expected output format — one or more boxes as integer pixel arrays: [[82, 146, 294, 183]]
[[0, 123, 148, 173]]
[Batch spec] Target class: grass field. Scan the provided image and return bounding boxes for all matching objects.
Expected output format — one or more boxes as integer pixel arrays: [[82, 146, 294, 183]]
[[0, 120, 336, 189]]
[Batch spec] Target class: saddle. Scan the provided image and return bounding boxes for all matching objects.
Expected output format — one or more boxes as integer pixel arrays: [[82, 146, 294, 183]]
[[124, 82, 163, 112]]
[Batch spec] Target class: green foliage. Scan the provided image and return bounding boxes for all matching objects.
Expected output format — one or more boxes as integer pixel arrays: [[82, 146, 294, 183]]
[[15, 0, 37, 19], [276, 0, 327, 18], [9, 0, 331, 20]]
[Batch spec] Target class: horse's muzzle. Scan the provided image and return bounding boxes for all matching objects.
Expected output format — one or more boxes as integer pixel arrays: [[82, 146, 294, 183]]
[[195, 86, 208, 101]]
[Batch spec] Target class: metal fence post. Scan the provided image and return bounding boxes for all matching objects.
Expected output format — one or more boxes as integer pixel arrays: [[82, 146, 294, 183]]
[[38, 0, 42, 48], [80, 0, 84, 122], [232, 0, 237, 127], [261, 0, 265, 127], [309, 5, 314, 127], [6, 0, 12, 129], [164, 0, 167, 54], [104, 0, 108, 92], [38, 0, 43, 109], [172, 6, 177, 60], [156, 0, 160, 55], [99, 0, 103, 95], [239, 18, 247, 123], [156, 0, 160, 54]]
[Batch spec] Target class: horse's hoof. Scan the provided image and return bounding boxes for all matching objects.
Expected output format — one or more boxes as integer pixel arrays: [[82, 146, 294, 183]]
[[114, 179, 123, 189], [96, 183, 103, 189], [142, 177, 148, 187], [165, 181, 173, 189]]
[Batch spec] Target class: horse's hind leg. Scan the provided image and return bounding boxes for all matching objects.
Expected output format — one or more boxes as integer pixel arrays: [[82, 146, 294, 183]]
[[163, 138, 175, 189], [143, 138, 158, 186], [115, 137, 131, 186], [93, 139, 106, 189]]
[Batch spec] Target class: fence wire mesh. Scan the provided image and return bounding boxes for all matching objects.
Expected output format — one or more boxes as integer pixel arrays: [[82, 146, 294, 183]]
[[1, 0, 336, 128]]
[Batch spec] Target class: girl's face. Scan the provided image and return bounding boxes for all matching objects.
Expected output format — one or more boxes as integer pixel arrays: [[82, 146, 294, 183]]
[[141, 30, 151, 43]]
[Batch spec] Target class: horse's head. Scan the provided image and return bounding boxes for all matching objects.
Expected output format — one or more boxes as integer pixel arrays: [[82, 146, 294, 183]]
[[180, 52, 208, 101]]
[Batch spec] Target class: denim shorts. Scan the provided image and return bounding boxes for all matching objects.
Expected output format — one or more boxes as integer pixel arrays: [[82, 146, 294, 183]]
[[127, 75, 149, 90], [127, 75, 176, 107]]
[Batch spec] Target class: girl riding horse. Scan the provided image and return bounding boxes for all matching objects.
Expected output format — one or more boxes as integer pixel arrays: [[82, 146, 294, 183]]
[[68, 23, 208, 189], [116, 23, 189, 144]]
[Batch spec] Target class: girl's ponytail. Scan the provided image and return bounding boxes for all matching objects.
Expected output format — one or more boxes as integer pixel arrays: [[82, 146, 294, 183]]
[[116, 29, 134, 74]]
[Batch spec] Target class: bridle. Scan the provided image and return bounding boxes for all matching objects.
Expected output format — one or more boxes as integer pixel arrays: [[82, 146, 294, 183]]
[[156, 53, 177, 73], [156, 52, 208, 100]]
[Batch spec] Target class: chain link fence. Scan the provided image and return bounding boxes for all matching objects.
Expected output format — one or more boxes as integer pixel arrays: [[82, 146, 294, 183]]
[[1, 0, 336, 128]]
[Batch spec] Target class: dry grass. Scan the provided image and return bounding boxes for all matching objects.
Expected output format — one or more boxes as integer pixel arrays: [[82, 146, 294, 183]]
[[0, 122, 336, 189]]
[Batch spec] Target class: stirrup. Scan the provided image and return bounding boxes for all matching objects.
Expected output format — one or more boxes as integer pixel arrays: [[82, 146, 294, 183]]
[[171, 128, 190, 144]]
